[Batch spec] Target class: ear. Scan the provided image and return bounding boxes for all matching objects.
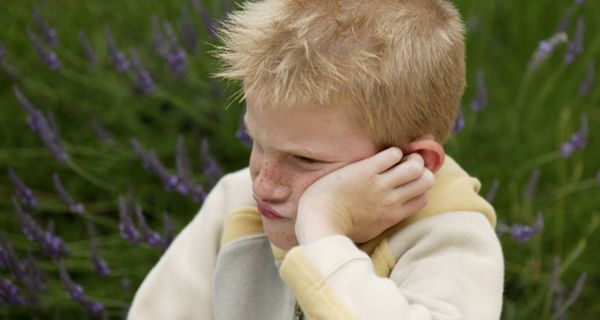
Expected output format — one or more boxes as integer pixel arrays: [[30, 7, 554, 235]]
[[404, 138, 445, 174]]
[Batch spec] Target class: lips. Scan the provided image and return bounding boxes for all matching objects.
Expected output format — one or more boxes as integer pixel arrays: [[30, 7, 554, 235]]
[[253, 196, 285, 220]]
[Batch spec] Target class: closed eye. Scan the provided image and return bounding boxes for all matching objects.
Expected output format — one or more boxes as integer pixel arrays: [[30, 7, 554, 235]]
[[294, 155, 321, 165]]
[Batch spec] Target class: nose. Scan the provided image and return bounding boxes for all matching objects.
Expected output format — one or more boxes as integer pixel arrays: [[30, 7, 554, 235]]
[[252, 161, 292, 203]]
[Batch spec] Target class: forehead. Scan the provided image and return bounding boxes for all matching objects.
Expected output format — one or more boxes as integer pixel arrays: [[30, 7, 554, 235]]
[[244, 98, 377, 160]]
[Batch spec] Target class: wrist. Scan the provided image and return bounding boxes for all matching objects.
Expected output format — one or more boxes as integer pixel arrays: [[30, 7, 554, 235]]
[[295, 205, 346, 245]]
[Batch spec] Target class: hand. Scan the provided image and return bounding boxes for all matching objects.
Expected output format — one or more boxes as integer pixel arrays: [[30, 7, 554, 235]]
[[295, 147, 435, 245]]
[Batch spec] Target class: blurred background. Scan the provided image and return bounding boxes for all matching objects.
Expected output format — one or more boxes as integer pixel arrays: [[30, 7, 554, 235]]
[[0, 0, 598, 319]]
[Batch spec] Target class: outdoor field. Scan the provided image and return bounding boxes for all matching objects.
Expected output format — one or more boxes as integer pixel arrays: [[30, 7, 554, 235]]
[[0, 0, 598, 319]]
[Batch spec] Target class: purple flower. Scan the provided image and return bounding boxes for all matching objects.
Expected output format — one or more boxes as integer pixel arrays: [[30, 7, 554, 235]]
[[28, 29, 60, 71], [90, 118, 115, 146], [14, 86, 69, 163], [43, 223, 70, 260], [131, 139, 180, 192], [12, 198, 69, 259], [59, 262, 106, 318], [201, 138, 223, 184], [58, 262, 84, 303], [190, 184, 207, 203], [560, 114, 588, 157], [0, 240, 26, 282], [0, 42, 5, 59], [0, 276, 25, 306], [152, 16, 168, 58], [190, 0, 218, 38], [130, 48, 154, 94], [83, 299, 106, 317], [12, 197, 40, 241], [8, 167, 37, 208], [236, 113, 253, 147], [0, 241, 45, 308], [556, 11, 572, 34], [510, 225, 533, 242], [180, 6, 198, 54], [579, 60, 595, 96], [132, 138, 205, 201], [86, 222, 111, 277], [523, 168, 540, 202], [118, 196, 141, 244], [485, 179, 500, 203], [91, 253, 111, 278], [174, 135, 198, 196], [53, 173, 85, 214], [32, 4, 58, 46], [452, 109, 465, 133], [470, 70, 488, 112], [529, 32, 568, 69], [135, 205, 163, 248], [575, 0, 585, 5], [79, 30, 98, 67], [21, 252, 46, 306], [564, 17, 584, 64], [105, 28, 130, 72], [497, 212, 544, 242], [163, 22, 187, 77]]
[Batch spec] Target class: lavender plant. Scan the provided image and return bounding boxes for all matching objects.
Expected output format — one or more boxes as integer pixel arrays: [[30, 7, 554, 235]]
[[0, 0, 597, 318]]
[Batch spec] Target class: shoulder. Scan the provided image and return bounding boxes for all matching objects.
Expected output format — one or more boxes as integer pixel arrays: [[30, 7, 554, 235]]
[[388, 211, 501, 259], [386, 211, 504, 318], [206, 167, 254, 213]]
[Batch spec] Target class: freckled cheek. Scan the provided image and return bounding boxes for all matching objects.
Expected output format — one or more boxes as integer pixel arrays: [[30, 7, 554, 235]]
[[294, 171, 328, 197], [249, 150, 292, 186]]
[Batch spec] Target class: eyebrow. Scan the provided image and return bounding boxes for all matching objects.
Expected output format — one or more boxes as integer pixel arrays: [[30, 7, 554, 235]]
[[243, 115, 332, 161]]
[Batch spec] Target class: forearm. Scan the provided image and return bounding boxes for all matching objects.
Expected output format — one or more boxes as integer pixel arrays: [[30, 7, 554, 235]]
[[280, 212, 504, 320]]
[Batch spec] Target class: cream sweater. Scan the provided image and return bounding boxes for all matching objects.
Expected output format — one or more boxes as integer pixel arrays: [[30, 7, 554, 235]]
[[128, 157, 504, 319]]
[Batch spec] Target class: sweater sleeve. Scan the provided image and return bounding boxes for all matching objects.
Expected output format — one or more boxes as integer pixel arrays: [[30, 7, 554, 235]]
[[279, 211, 504, 320], [127, 168, 253, 320]]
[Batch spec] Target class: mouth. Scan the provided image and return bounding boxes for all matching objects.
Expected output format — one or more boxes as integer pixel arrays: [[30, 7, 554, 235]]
[[253, 196, 285, 220]]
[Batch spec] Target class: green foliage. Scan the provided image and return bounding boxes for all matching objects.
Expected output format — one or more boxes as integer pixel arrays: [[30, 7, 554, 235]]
[[0, 0, 598, 319]]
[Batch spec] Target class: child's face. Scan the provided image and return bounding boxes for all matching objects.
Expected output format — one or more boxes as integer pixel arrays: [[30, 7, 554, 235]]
[[245, 98, 378, 250]]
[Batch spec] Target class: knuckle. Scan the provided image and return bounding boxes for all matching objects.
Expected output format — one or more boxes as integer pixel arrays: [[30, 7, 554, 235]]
[[381, 194, 396, 208], [407, 161, 424, 176], [422, 170, 435, 187], [383, 211, 401, 225], [387, 148, 403, 163]]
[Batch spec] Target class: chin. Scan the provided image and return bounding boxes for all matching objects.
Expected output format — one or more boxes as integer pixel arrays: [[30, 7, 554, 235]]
[[261, 219, 299, 251]]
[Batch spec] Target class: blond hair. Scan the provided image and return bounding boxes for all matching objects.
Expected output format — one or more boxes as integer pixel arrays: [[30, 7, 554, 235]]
[[216, 0, 466, 148]]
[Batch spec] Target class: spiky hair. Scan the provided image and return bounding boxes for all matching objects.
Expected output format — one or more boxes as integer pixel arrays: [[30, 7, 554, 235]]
[[216, 0, 466, 147]]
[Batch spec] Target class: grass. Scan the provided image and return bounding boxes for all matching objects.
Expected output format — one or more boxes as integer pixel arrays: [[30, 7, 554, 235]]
[[0, 0, 598, 319]]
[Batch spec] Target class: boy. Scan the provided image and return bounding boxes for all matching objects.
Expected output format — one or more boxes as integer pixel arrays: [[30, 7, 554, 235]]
[[128, 0, 504, 319]]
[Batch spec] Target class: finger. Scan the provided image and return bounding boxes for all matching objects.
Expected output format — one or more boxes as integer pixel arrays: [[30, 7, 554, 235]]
[[359, 147, 403, 174], [378, 153, 425, 188], [389, 168, 435, 201], [387, 193, 428, 223], [399, 152, 424, 164]]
